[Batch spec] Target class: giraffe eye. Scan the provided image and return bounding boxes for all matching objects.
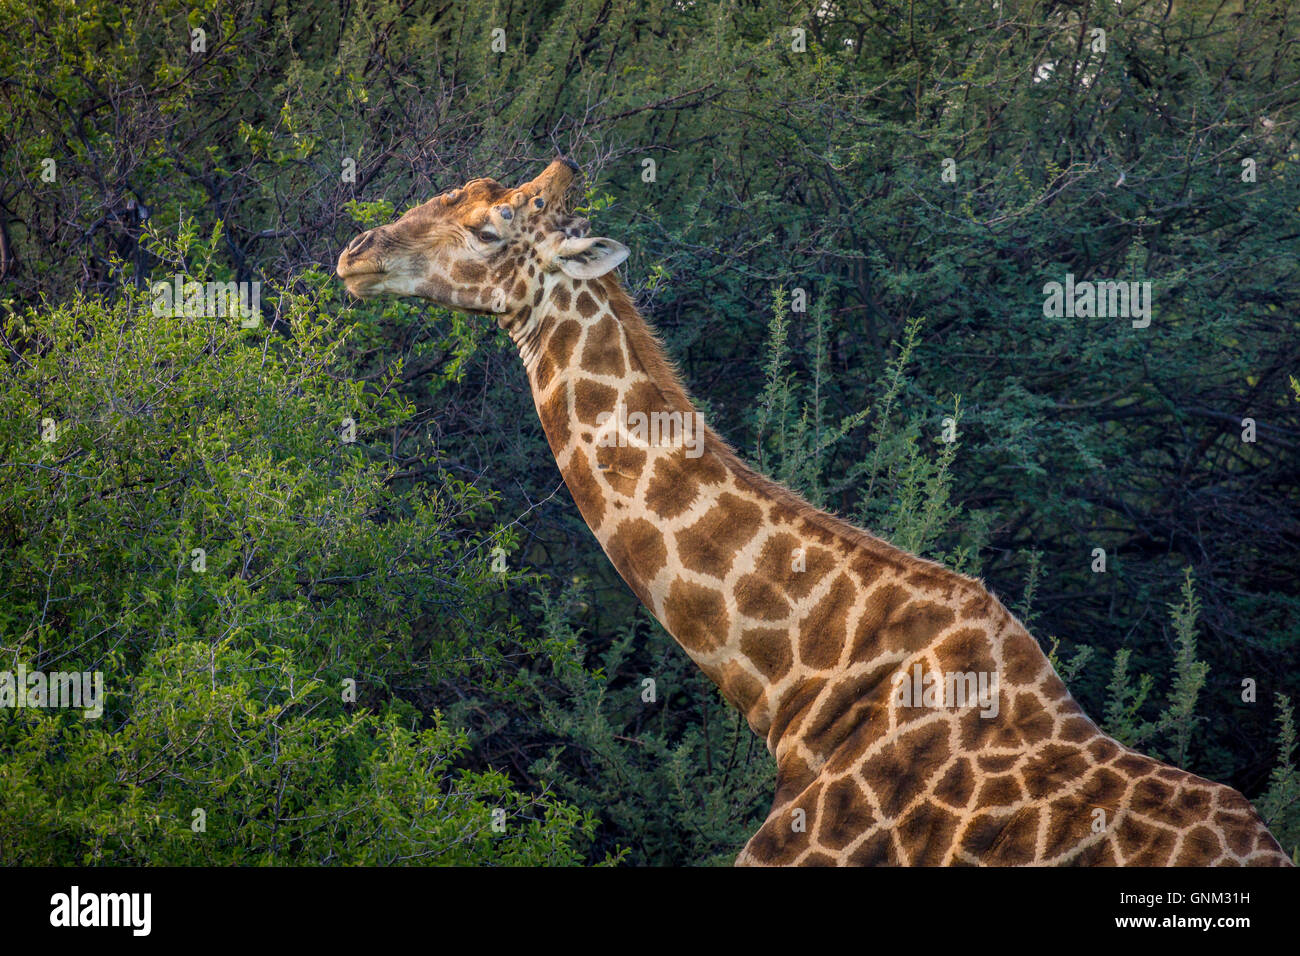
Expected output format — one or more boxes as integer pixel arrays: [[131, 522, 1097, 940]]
[[476, 228, 500, 243]]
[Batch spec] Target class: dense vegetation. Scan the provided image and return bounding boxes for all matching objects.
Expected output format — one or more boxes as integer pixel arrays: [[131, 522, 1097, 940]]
[[1, 0, 1297, 864]]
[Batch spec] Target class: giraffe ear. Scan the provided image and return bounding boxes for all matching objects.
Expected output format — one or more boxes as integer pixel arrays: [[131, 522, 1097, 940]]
[[548, 236, 629, 279]]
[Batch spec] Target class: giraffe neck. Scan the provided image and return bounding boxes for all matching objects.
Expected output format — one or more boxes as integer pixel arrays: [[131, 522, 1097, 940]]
[[512, 273, 972, 765], [506, 273, 1293, 867]]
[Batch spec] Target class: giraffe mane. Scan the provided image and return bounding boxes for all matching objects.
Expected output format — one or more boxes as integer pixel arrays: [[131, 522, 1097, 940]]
[[595, 273, 987, 597]]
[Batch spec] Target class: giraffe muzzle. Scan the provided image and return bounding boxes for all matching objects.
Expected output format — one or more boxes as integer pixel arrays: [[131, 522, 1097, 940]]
[[336, 229, 388, 295], [521, 157, 582, 210]]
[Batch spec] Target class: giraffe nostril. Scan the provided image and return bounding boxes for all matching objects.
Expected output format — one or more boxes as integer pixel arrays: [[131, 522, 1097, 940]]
[[344, 230, 374, 256]]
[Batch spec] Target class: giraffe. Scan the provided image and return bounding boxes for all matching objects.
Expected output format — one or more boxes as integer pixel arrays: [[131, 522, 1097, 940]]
[[336, 157, 1293, 866]]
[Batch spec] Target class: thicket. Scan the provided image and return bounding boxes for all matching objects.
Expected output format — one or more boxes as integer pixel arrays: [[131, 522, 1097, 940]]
[[2, 0, 1297, 863]]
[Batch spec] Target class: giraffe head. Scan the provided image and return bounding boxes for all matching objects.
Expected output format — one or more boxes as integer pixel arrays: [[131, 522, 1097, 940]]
[[336, 158, 629, 324]]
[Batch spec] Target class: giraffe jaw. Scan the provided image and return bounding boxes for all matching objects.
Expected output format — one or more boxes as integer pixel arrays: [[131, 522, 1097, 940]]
[[336, 251, 389, 297], [338, 267, 426, 301], [340, 272, 385, 298], [339, 266, 501, 315]]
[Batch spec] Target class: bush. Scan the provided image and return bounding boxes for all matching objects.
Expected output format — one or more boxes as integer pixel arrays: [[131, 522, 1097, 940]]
[[0, 236, 592, 864]]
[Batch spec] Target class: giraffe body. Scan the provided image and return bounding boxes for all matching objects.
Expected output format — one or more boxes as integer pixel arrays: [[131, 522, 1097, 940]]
[[337, 159, 1292, 866]]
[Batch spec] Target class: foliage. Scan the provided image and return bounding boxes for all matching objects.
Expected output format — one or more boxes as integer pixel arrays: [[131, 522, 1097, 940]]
[[1258, 694, 1300, 859], [0, 238, 592, 864], [1, 0, 1297, 864]]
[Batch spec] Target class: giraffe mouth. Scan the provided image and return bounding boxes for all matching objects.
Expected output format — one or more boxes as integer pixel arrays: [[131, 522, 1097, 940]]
[[338, 268, 387, 298]]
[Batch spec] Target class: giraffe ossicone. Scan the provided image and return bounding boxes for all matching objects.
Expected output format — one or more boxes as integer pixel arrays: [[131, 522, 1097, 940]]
[[337, 158, 1292, 867]]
